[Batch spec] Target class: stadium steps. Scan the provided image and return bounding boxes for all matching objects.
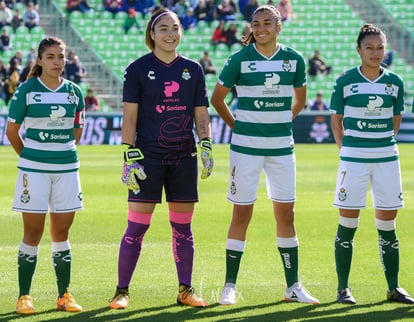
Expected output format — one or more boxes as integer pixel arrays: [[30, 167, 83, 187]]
[[38, 7, 120, 111], [38, 0, 414, 111], [346, 0, 414, 64]]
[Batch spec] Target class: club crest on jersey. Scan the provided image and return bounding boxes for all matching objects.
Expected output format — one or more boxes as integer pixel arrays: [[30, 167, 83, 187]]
[[385, 83, 394, 95], [282, 60, 291, 72], [182, 68, 191, 80], [67, 91, 78, 105]]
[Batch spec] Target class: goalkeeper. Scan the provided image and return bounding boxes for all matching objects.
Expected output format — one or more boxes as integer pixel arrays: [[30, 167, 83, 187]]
[[110, 8, 213, 311]]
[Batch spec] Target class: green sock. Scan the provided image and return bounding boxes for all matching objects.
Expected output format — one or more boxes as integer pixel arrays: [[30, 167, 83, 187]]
[[225, 249, 244, 284], [53, 249, 72, 297], [278, 246, 298, 288], [18, 251, 37, 297], [335, 224, 357, 291], [378, 229, 399, 290]]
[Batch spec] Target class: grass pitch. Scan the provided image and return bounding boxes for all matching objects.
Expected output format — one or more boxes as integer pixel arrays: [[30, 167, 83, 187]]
[[1, 144, 414, 321]]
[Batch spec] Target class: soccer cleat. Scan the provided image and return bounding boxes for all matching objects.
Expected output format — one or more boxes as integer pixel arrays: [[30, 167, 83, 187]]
[[177, 284, 208, 307], [284, 282, 320, 304], [219, 284, 237, 305], [387, 288, 414, 304], [110, 287, 130, 309], [57, 290, 82, 312], [16, 295, 35, 314], [337, 288, 356, 304]]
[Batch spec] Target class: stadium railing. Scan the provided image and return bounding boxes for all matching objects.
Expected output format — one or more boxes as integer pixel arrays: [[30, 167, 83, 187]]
[[39, 0, 123, 110]]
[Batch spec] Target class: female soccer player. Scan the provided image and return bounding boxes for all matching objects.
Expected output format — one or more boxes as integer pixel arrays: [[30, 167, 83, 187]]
[[210, 5, 319, 305], [6, 37, 85, 314], [110, 8, 213, 309], [330, 24, 414, 305]]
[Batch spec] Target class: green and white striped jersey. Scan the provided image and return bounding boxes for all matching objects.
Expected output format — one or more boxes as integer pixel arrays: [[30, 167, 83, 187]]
[[218, 43, 306, 156], [412, 97, 414, 113], [7, 77, 85, 173], [330, 67, 404, 163]]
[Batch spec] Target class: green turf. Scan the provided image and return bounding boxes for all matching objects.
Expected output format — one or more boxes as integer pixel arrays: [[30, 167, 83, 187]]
[[1, 144, 414, 321]]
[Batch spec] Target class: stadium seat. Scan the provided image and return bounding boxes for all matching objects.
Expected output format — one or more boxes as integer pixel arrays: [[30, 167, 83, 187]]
[[15, 26, 29, 36], [61, 0, 414, 111]]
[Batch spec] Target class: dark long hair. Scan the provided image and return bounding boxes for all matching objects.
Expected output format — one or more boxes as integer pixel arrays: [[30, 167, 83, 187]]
[[27, 37, 67, 80], [242, 5, 282, 45]]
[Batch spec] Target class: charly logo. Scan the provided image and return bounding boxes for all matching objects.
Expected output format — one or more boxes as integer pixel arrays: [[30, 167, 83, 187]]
[[247, 61, 256, 71], [281, 253, 291, 268], [32, 93, 42, 102], [148, 70, 155, 80], [350, 84, 359, 93]]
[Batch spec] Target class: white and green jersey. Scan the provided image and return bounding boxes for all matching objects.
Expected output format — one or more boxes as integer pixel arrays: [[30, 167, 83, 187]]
[[330, 67, 404, 163], [218, 43, 306, 156], [7, 77, 85, 173], [412, 97, 414, 114]]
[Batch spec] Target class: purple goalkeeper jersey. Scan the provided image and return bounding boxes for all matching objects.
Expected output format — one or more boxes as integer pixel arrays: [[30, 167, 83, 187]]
[[123, 53, 209, 162]]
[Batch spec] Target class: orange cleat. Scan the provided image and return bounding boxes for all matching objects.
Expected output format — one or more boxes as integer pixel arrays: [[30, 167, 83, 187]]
[[57, 290, 82, 312], [177, 285, 208, 307], [16, 295, 35, 314], [110, 287, 129, 309]]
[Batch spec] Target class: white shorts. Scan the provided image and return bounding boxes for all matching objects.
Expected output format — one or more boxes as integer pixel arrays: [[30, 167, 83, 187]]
[[227, 150, 296, 205], [334, 160, 403, 210], [12, 170, 83, 214]]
